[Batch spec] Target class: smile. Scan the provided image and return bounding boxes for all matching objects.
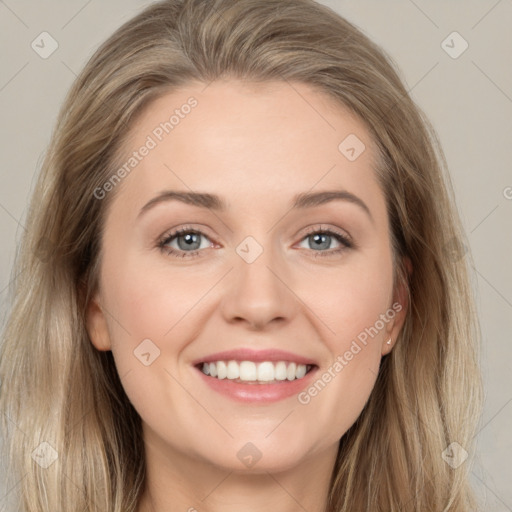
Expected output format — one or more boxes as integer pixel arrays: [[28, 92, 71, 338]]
[[199, 360, 314, 383]]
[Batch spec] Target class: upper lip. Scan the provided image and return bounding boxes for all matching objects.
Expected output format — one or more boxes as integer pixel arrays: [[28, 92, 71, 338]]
[[192, 348, 318, 366]]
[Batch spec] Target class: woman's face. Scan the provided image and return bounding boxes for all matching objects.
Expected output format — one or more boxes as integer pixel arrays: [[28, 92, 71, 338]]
[[87, 79, 408, 474]]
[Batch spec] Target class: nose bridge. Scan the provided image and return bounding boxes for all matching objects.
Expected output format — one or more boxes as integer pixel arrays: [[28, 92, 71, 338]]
[[221, 232, 296, 328], [236, 234, 279, 289]]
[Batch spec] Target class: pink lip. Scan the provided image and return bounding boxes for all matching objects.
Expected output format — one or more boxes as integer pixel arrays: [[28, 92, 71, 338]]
[[191, 348, 318, 366], [194, 365, 319, 403]]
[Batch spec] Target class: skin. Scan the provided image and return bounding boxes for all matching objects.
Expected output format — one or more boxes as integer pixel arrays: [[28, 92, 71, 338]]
[[86, 79, 409, 512]]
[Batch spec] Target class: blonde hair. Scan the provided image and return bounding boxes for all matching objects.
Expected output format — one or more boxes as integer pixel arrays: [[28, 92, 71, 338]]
[[0, 0, 483, 510]]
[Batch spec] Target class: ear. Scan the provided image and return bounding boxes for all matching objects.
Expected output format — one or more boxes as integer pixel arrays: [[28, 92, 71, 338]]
[[382, 256, 412, 355], [85, 292, 112, 351]]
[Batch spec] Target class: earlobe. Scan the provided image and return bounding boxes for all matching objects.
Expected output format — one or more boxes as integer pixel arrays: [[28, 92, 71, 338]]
[[85, 294, 112, 351]]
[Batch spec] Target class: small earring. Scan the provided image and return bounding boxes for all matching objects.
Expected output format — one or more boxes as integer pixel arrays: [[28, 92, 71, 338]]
[[386, 338, 392, 345]]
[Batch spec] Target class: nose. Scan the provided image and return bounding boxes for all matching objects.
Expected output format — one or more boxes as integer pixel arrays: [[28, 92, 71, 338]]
[[220, 239, 299, 331]]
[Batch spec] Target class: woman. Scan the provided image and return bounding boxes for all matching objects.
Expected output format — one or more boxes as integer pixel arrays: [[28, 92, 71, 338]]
[[0, 0, 483, 510]]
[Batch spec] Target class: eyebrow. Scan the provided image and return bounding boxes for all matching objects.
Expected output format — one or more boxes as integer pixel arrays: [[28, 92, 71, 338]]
[[138, 189, 373, 223]]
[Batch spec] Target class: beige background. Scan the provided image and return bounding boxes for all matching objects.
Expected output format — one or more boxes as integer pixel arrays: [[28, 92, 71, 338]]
[[0, 1, 511, 510]]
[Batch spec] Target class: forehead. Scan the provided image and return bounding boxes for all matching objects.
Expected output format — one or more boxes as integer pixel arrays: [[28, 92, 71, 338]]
[[110, 79, 384, 217]]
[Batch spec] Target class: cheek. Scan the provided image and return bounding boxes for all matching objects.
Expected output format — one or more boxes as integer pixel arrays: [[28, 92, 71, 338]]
[[98, 252, 205, 428], [306, 250, 394, 349], [96, 252, 201, 404], [101, 250, 206, 341], [297, 287, 390, 444], [295, 252, 393, 438]]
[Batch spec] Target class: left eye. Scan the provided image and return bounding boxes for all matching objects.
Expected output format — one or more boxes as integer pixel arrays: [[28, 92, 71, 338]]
[[297, 230, 350, 252]]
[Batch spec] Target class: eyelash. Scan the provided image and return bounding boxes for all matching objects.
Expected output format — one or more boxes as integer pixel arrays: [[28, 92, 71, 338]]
[[157, 225, 354, 259]]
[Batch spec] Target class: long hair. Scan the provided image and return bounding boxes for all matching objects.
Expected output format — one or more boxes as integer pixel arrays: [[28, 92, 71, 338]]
[[0, 0, 483, 510]]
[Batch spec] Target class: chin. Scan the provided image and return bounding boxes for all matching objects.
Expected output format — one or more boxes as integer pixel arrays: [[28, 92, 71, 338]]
[[195, 438, 315, 474]]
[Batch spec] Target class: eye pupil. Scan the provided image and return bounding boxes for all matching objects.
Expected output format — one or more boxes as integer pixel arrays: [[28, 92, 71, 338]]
[[178, 232, 200, 250], [310, 233, 330, 250]]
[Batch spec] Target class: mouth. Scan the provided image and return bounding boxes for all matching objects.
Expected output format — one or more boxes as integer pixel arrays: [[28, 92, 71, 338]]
[[195, 360, 317, 384], [192, 349, 320, 403]]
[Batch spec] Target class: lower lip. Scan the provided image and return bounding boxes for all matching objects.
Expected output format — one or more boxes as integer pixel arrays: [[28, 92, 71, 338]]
[[195, 365, 318, 403]]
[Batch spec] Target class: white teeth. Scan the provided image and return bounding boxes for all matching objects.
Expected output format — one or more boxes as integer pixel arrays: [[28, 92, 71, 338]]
[[287, 362, 296, 381], [226, 360, 239, 379], [296, 364, 307, 379], [200, 360, 311, 382], [239, 361, 257, 381], [274, 361, 287, 381], [217, 361, 227, 379], [257, 361, 275, 381]]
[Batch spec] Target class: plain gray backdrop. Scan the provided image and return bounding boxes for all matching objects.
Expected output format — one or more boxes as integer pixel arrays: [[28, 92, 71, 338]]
[[0, 1, 511, 510]]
